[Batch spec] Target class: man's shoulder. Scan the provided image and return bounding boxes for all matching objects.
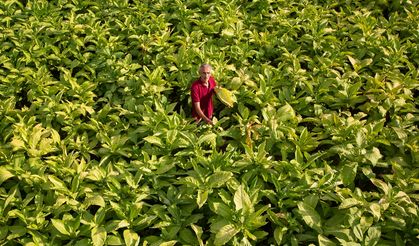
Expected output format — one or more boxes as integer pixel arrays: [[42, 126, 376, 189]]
[[209, 77, 217, 86], [191, 79, 201, 89]]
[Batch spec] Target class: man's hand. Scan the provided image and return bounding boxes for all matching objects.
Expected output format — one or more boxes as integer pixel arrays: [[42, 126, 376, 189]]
[[193, 102, 214, 126], [205, 118, 214, 126]]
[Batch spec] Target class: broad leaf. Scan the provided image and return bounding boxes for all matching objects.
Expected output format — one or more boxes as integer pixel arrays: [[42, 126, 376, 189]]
[[197, 189, 209, 208], [318, 234, 337, 246], [214, 224, 240, 246], [92, 226, 107, 246], [143, 136, 163, 147], [234, 185, 253, 213], [0, 166, 13, 185], [341, 162, 358, 187], [84, 195, 106, 208], [364, 147, 382, 165], [297, 201, 322, 233], [51, 219, 70, 236], [123, 229, 140, 246], [339, 198, 362, 209], [206, 171, 233, 188], [364, 226, 381, 246], [369, 203, 381, 221]]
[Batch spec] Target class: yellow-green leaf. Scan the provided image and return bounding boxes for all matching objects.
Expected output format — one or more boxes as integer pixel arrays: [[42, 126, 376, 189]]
[[159, 241, 177, 246], [0, 167, 14, 185], [214, 224, 239, 246], [51, 219, 70, 236], [339, 198, 362, 209], [215, 87, 236, 108], [48, 175, 69, 193], [123, 229, 140, 246], [318, 234, 337, 246], [92, 226, 107, 246], [206, 171, 233, 188], [234, 185, 253, 213], [197, 189, 209, 208], [84, 195, 106, 208], [143, 136, 162, 147], [298, 201, 322, 233], [369, 203, 381, 221]]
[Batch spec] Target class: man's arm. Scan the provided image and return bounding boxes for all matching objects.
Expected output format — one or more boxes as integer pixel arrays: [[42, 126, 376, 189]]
[[193, 102, 213, 125]]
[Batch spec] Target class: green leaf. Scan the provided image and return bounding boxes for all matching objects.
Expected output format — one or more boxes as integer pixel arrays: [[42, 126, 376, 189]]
[[0, 226, 8, 241], [234, 185, 253, 213], [274, 227, 287, 245], [214, 224, 240, 246], [106, 235, 124, 245], [51, 219, 70, 236], [0, 166, 13, 185], [123, 229, 140, 246], [364, 147, 382, 165], [143, 136, 163, 147], [370, 178, 389, 195], [353, 224, 363, 241], [197, 189, 209, 208], [48, 175, 69, 193], [198, 132, 217, 147], [297, 201, 322, 233], [395, 232, 404, 246], [29, 124, 43, 149], [356, 130, 366, 147], [166, 130, 178, 145], [206, 171, 233, 188], [179, 228, 197, 245], [295, 146, 304, 165], [159, 241, 177, 246], [92, 226, 107, 246], [369, 203, 381, 221], [10, 138, 25, 150], [191, 224, 204, 246], [277, 103, 295, 122], [7, 226, 26, 240], [4, 184, 18, 209], [209, 202, 232, 218], [339, 198, 362, 209], [318, 235, 337, 246], [84, 195, 106, 208], [364, 226, 381, 246], [341, 162, 357, 186]]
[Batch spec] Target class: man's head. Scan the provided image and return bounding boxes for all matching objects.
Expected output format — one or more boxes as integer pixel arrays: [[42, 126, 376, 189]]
[[199, 64, 212, 83]]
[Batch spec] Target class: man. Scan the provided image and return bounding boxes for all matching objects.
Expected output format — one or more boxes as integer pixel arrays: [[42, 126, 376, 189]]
[[191, 64, 217, 125]]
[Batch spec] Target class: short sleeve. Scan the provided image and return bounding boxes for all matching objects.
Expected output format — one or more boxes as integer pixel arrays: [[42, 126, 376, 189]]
[[211, 77, 217, 87], [191, 84, 200, 102]]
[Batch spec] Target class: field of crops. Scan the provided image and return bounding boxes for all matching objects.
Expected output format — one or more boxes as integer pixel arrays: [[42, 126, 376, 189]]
[[1, 0, 418, 245]]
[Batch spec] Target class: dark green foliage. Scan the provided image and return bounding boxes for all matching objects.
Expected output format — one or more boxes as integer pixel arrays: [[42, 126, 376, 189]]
[[0, 0, 418, 245]]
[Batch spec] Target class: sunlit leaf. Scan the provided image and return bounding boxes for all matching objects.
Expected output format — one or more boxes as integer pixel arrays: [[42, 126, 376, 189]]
[[51, 219, 70, 236], [197, 189, 208, 208], [214, 224, 240, 246], [123, 229, 140, 246], [206, 171, 233, 188], [234, 185, 253, 213], [92, 227, 107, 246], [143, 136, 163, 147], [297, 201, 322, 233], [0, 166, 13, 185], [341, 162, 357, 187], [364, 226, 381, 246], [318, 234, 337, 246]]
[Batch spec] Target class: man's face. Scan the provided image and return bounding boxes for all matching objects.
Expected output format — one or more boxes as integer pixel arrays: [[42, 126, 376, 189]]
[[200, 66, 211, 83]]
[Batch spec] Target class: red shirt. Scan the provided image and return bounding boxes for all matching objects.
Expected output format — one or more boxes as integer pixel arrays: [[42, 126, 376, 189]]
[[191, 77, 217, 119]]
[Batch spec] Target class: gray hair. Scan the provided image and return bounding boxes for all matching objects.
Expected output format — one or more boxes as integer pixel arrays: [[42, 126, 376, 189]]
[[199, 64, 212, 71]]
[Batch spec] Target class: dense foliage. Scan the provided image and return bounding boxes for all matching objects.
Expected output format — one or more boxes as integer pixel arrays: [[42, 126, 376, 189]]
[[0, 0, 418, 245]]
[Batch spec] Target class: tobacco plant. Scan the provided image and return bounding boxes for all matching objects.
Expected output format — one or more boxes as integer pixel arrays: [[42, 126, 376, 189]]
[[0, 0, 418, 245]]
